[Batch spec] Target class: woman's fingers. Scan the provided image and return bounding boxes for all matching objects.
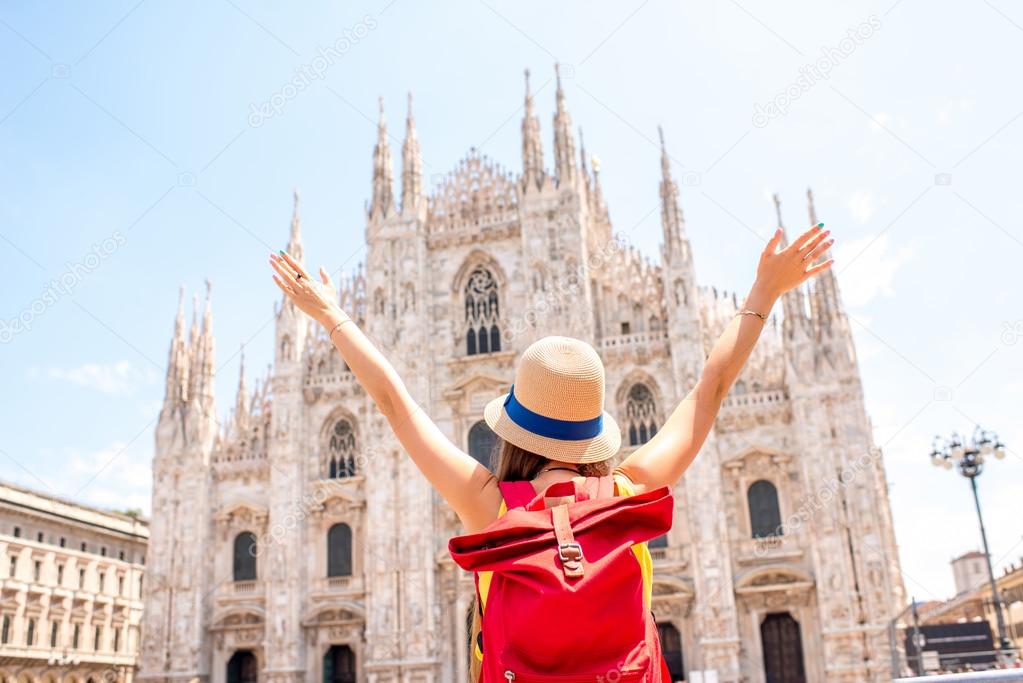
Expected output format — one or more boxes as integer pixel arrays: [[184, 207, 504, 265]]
[[270, 254, 300, 285], [279, 250, 309, 279], [792, 223, 824, 251], [271, 273, 294, 296], [319, 266, 334, 288], [800, 229, 831, 259], [804, 258, 834, 279], [805, 235, 834, 263]]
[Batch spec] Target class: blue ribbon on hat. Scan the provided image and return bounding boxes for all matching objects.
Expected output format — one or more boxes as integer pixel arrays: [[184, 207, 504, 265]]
[[503, 384, 603, 441]]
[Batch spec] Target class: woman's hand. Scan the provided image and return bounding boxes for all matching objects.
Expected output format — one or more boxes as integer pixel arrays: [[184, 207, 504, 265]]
[[754, 222, 834, 299], [269, 250, 342, 326]]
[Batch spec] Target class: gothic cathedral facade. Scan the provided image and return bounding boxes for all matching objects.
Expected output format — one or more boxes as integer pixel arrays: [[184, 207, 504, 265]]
[[139, 69, 906, 683]]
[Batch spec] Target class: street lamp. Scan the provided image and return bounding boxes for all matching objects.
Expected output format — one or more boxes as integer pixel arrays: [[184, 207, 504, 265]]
[[930, 426, 1015, 663]]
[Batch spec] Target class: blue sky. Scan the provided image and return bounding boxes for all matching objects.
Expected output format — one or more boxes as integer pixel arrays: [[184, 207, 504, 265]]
[[1, 0, 1021, 602]]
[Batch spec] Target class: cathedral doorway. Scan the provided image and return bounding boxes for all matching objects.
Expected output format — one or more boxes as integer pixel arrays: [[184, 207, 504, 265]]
[[760, 612, 806, 683], [323, 644, 356, 683], [657, 621, 685, 681], [227, 649, 258, 683]]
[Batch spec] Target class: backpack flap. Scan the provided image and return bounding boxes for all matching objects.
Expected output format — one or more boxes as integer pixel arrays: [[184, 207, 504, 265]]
[[448, 484, 673, 573]]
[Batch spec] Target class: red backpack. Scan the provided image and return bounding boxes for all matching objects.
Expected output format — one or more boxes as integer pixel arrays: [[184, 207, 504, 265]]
[[448, 474, 674, 682]]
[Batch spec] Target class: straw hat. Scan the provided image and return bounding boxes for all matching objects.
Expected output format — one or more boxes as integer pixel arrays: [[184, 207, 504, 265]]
[[483, 336, 621, 463]]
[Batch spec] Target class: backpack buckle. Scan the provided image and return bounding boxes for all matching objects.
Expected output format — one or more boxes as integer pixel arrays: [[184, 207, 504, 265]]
[[557, 541, 583, 562]]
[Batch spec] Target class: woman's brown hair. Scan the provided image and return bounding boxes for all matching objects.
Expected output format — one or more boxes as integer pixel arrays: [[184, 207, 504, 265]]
[[467, 438, 610, 681]]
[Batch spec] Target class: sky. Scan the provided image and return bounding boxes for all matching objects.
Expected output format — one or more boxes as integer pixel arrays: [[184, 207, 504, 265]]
[[1, 0, 1021, 604]]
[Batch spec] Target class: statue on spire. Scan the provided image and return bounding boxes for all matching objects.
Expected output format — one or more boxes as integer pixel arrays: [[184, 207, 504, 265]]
[[401, 92, 422, 215], [370, 96, 395, 221], [658, 125, 685, 257], [552, 63, 577, 186], [287, 189, 304, 262], [521, 69, 545, 191]]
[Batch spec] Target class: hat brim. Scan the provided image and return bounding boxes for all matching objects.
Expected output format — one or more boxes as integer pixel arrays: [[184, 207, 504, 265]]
[[483, 392, 622, 464]]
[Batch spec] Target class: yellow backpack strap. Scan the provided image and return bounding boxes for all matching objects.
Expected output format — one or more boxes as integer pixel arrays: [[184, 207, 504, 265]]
[[473, 499, 506, 662], [614, 472, 654, 610]]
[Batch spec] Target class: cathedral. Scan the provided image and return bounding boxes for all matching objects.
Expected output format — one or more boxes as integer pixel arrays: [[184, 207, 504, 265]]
[[139, 68, 906, 683]]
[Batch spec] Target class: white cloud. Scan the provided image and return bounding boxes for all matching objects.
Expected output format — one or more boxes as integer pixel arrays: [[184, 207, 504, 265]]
[[62, 442, 152, 515], [44, 361, 158, 396], [847, 189, 875, 224], [6, 442, 152, 517], [834, 233, 914, 308]]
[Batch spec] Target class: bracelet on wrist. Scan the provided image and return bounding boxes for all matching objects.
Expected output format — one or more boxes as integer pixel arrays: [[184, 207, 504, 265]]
[[736, 308, 768, 321], [327, 316, 354, 341]]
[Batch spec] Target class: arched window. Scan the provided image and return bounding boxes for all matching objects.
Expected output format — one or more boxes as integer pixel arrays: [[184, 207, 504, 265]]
[[233, 531, 258, 581], [464, 266, 501, 355], [327, 523, 353, 578], [748, 480, 782, 538], [658, 622, 685, 682], [467, 420, 498, 469], [327, 419, 358, 479], [625, 383, 658, 447]]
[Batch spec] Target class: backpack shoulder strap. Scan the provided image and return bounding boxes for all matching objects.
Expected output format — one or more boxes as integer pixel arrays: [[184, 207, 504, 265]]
[[497, 480, 537, 510]]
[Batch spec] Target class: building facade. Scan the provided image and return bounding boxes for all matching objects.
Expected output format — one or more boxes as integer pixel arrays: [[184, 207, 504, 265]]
[[139, 69, 906, 683], [0, 481, 148, 682]]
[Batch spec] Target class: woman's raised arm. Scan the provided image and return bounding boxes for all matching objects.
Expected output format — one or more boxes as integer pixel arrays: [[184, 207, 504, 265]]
[[270, 251, 502, 532], [616, 223, 834, 493]]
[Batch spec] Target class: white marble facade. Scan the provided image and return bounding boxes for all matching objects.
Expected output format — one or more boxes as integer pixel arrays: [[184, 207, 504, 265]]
[[139, 70, 906, 683]]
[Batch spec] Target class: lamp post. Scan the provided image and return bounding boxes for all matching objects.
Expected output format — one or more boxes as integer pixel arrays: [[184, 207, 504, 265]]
[[930, 426, 1016, 662]]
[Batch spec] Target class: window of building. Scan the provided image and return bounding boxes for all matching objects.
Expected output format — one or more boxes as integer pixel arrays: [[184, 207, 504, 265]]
[[118, 550, 125, 561], [80, 542, 87, 552], [467, 420, 498, 469], [12, 527, 20, 538], [36, 532, 44, 543], [327, 523, 353, 578], [57, 563, 64, 586], [59, 537, 66, 548], [625, 383, 658, 447], [233, 532, 258, 581], [326, 419, 358, 479], [1, 615, 9, 644], [33, 560, 40, 581], [100, 547, 107, 557], [94, 625, 102, 651], [8, 555, 15, 578], [78, 567, 85, 588], [50, 621, 58, 647], [113, 627, 121, 652], [72, 623, 80, 649], [748, 479, 783, 539], [118, 575, 125, 596], [463, 266, 501, 356], [26, 618, 35, 646]]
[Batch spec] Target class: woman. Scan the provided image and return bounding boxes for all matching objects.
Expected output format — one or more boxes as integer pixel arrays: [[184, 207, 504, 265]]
[[269, 221, 833, 677]]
